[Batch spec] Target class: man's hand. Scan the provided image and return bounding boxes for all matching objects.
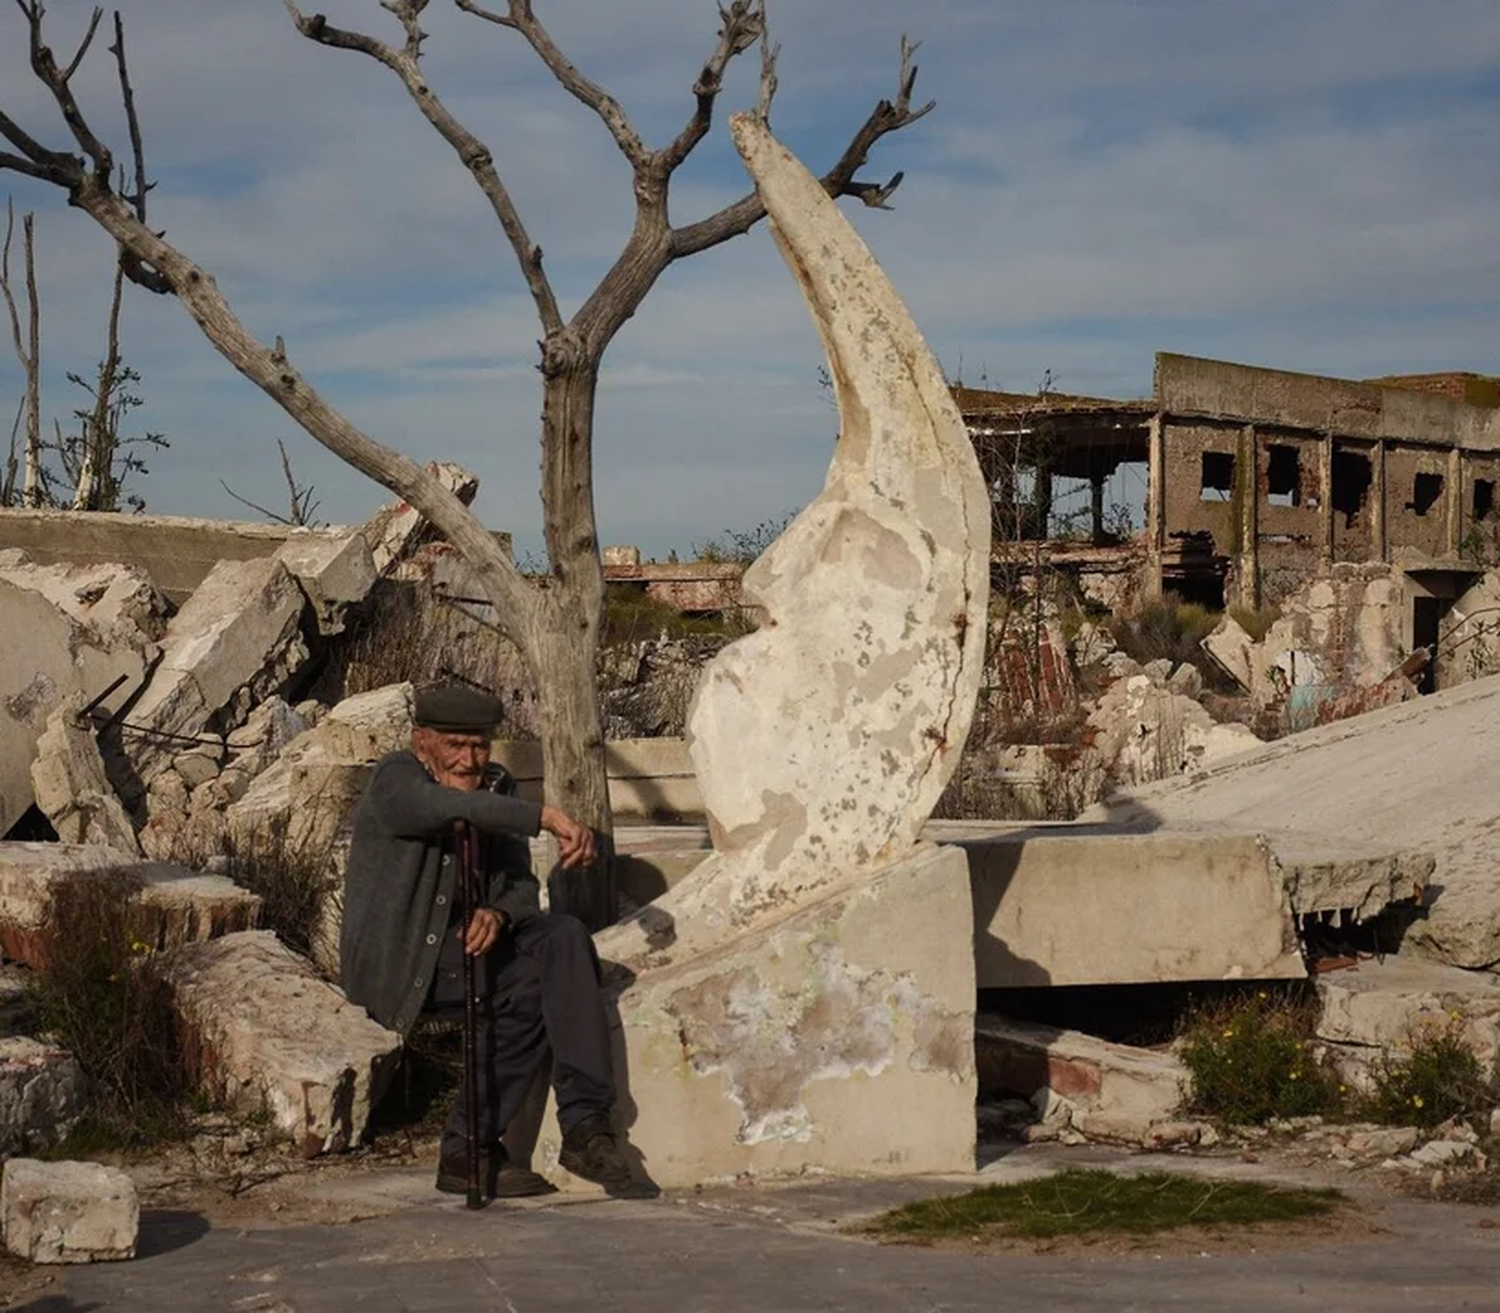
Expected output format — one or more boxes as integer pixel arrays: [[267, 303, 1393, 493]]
[[540, 805, 597, 869], [460, 907, 506, 956]]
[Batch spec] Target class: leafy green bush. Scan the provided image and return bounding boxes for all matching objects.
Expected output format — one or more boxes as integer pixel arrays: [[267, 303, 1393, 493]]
[[1363, 1017, 1494, 1130], [1179, 991, 1339, 1125], [27, 870, 189, 1150]]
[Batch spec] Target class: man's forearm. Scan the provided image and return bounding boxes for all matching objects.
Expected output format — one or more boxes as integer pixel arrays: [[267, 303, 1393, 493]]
[[372, 758, 542, 839]]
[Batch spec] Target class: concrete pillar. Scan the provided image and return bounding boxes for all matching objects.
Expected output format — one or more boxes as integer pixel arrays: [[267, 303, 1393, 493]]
[[1090, 469, 1106, 544], [1145, 413, 1165, 598], [1373, 440, 1388, 561], [1319, 431, 1335, 568], [1447, 445, 1464, 557], [1237, 425, 1260, 610]]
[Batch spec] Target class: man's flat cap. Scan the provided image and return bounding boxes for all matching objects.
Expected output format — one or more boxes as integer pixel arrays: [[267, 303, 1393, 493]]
[[413, 684, 505, 731]]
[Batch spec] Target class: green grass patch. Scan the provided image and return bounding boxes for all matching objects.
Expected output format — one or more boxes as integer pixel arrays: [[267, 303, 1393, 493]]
[[866, 1170, 1342, 1242]]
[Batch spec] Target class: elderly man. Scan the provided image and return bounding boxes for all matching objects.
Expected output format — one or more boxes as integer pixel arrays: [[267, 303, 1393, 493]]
[[341, 683, 631, 1197]]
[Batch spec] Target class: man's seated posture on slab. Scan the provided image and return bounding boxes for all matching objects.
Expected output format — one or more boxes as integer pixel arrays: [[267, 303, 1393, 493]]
[[341, 683, 632, 1197]]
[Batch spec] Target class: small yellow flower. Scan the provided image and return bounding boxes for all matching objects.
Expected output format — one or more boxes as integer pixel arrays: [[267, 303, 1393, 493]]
[[1412, 1095, 1425, 1109], [1257, 990, 1269, 1000], [1289, 1071, 1300, 1081], [1222, 1028, 1236, 1039]]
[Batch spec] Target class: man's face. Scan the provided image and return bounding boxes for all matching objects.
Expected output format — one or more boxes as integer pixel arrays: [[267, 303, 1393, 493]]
[[412, 727, 491, 791]]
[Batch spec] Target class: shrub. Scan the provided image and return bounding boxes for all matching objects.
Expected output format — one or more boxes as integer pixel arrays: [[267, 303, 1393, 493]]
[[1178, 990, 1339, 1125], [1363, 1017, 1494, 1130], [221, 823, 336, 964], [1227, 603, 1281, 643], [26, 870, 189, 1150], [1111, 596, 1221, 670]]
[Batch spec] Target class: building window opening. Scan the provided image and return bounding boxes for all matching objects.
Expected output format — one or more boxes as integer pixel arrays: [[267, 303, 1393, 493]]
[[1200, 451, 1234, 502], [1474, 479, 1495, 522], [1411, 472, 1444, 517], [1266, 444, 1301, 507], [1331, 450, 1372, 526]]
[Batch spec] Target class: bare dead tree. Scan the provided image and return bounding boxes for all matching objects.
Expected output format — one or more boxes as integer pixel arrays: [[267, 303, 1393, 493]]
[[0, 0, 932, 926], [221, 438, 322, 527], [0, 196, 41, 506]]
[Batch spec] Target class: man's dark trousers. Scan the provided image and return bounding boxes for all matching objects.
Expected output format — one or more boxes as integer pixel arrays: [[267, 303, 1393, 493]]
[[425, 912, 615, 1159]]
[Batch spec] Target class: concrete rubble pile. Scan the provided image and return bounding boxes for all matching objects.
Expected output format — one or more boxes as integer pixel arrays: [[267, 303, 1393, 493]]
[[0, 475, 475, 1161]]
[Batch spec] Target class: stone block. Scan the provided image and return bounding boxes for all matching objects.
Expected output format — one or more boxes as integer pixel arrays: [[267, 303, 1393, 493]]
[[227, 684, 413, 856], [965, 831, 1307, 988], [274, 533, 377, 636], [1316, 957, 1500, 1077], [0, 1039, 85, 1155], [1, 1159, 137, 1263], [160, 931, 401, 1155], [0, 566, 161, 836], [361, 462, 478, 576], [530, 844, 976, 1189], [0, 843, 258, 968], [1201, 614, 1254, 690], [123, 557, 308, 789], [975, 1015, 1188, 1135], [29, 700, 140, 854]]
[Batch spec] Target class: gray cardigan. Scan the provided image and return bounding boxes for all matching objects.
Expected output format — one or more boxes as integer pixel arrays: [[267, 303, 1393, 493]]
[[340, 750, 543, 1035]]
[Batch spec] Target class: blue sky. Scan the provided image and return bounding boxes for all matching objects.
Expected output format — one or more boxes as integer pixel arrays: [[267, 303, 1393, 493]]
[[2, 0, 1499, 559]]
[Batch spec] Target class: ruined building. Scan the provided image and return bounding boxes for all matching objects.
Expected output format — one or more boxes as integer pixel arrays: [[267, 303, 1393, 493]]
[[960, 352, 1500, 683]]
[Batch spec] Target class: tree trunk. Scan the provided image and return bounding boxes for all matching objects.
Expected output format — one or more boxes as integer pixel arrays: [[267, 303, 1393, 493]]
[[532, 352, 615, 929]]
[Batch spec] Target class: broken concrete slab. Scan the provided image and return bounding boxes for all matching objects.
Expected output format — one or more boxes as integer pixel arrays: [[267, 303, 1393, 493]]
[[0, 563, 164, 837], [1316, 957, 1500, 1078], [975, 1015, 1189, 1144], [226, 683, 413, 856], [1202, 613, 1255, 691], [1, 1159, 138, 1264], [361, 462, 479, 576], [1087, 674, 1260, 789], [532, 842, 976, 1189], [29, 699, 140, 854], [0, 843, 259, 968], [119, 556, 309, 794], [160, 930, 401, 1156], [0, 1039, 85, 1156], [274, 532, 377, 637], [964, 831, 1308, 988], [1086, 672, 1500, 969]]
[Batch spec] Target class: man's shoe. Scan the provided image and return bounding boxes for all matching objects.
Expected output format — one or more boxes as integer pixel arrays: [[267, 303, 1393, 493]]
[[558, 1115, 636, 1193], [436, 1147, 556, 1199]]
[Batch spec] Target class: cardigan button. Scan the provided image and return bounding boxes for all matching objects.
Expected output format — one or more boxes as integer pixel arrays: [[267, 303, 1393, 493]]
[[426, 933, 438, 945]]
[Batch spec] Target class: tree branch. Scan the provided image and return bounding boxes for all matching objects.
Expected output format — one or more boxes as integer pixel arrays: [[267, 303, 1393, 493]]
[[658, 0, 765, 175], [455, 0, 650, 172], [285, 0, 563, 336], [109, 12, 151, 222], [16, 1, 114, 178], [670, 34, 933, 259]]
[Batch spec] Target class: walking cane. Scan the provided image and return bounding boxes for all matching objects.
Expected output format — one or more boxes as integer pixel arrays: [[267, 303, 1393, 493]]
[[454, 819, 485, 1210]]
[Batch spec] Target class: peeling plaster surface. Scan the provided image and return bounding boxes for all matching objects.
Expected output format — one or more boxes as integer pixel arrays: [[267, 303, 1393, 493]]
[[661, 942, 967, 1146]]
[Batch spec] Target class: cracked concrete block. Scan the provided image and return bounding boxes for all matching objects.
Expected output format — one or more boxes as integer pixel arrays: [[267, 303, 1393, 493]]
[[0, 843, 258, 968], [1087, 674, 1500, 971], [29, 699, 139, 854], [1316, 957, 1500, 1077], [361, 463, 479, 576], [226, 683, 414, 857], [975, 1015, 1189, 1141], [274, 533, 377, 636], [1, 1159, 137, 1263], [122, 557, 308, 791], [0, 1040, 85, 1156], [530, 843, 976, 1189], [0, 564, 163, 837], [965, 831, 1307, 988], [160, 931, 401, 1156], [1201, 614, 1254, 691]]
